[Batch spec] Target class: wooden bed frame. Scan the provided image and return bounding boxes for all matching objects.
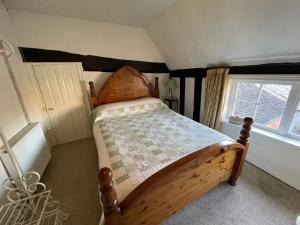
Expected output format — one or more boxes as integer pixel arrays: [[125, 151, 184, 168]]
[[89, 65, 253, 225]]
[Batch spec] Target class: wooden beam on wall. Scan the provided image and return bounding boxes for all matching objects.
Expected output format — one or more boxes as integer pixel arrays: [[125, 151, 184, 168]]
[[19, 47, 169, 73], [229, 62, 300, 74], [170, 68, 205, 78], [170, 69, 205, 121], [179, 76, 185, 115], [83, 55, 169, 73], [193, 76, 202, 122], [171, 62, 300, 77]]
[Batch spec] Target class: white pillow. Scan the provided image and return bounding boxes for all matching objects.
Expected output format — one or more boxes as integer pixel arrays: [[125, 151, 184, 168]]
[[92, 97, 165, 123]]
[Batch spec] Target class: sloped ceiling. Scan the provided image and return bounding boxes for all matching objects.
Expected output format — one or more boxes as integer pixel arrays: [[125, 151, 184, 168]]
[[146, 0, 300, 69], [4, 0, 178, 26]]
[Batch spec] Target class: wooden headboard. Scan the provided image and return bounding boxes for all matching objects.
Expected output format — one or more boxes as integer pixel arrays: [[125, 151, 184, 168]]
[[89, 65, 159, 108]]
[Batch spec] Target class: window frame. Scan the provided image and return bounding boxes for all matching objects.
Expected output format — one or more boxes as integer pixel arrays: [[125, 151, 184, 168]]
[[225, 74, 300, 141]]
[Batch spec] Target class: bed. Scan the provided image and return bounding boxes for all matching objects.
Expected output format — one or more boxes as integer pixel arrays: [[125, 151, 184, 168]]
[[89, 65, 253, 225]]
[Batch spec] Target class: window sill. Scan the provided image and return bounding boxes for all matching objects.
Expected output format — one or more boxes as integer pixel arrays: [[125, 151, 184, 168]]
[[222, 120, 300, 148]]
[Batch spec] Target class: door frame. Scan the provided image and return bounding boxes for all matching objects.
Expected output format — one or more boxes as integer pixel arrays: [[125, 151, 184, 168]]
[[26, 62, 92, 146]]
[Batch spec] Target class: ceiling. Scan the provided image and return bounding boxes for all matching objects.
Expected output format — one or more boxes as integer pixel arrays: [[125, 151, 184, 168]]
[[147, 0, 300, 69], [4, 0, 178, 26]]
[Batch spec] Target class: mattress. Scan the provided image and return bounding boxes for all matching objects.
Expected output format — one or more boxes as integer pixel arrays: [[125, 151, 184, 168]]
[[92, 97, 233, 202]]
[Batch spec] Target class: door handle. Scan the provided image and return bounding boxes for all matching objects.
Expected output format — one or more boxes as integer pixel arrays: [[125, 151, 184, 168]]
[[48, 107, 55, 111]]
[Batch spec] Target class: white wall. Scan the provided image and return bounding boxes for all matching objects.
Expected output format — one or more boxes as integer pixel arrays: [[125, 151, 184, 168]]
[[184, 78, 194, 119], [147, 0, 300, 69], [0, 57, 26, 139], [9, 10, 165, 63], [9, 10, 169, 120], [221, 122, 300, 191], [0, 3, 41, 140], [0, 2, 41, 204], [0, 2, 20, 204]]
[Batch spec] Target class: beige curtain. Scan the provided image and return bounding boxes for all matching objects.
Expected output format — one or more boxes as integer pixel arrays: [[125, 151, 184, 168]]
[[202, 68, 229, 130]]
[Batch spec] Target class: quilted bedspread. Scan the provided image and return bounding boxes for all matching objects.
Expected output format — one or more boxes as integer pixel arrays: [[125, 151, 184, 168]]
[[93, 98, 232, 201]]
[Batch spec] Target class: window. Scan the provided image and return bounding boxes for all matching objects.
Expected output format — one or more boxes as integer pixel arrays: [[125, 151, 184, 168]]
[[226, 76, 300, 140], [290, 102, 300, 136]]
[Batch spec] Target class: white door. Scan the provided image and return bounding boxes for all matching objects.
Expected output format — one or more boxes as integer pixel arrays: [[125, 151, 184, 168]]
[[33, 64, 90, 144]]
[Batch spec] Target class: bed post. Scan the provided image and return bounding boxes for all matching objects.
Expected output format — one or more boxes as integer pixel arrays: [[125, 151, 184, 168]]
[[228, 117, 253, 186], [236, 117, 253, 146], [98, 168, 123, 225], [88, 81, 98, 108], [154, 77, 159, 98]]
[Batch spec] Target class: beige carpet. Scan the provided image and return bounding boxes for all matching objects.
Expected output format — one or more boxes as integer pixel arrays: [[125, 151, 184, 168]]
[[41, 139, 101, 225], [42, 138, 300, 225]]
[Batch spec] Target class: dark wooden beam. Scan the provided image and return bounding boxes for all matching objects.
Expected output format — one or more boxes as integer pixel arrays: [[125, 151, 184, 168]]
[[19, 47, 169, 73], [193, 76, 202, 122], [83, 55, 169, 73], [19, 47, 83, 62], [170, 68, 205, 121], [179, 76, 186, 115], [170, 62, 300, 76], [170, 68, 205, 78], [229, 63, 300, 74]]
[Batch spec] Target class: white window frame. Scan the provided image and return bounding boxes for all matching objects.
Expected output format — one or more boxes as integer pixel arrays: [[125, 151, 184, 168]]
[[224, 74, 300, 141]]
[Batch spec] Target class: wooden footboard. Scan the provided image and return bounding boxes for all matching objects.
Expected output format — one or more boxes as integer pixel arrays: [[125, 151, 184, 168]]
[[98, 118, 253, 225]]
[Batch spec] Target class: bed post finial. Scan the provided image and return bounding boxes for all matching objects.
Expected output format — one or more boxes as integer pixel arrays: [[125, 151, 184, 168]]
[[228, 117, 253, 186], [88, 81, 97, 108], [237, 117, 253, 146], [98, 168, 123, 225], [154, 77, 159, 98]]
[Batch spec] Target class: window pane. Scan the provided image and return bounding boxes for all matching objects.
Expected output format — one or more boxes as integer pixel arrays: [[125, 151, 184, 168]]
[[233, 82, 261, 118], [255, 84, 291, 129], [297, 102, 300, 110], [290, 101, 300, 135], [290, 112, 300, 135], [232, 81, 292, 130]]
